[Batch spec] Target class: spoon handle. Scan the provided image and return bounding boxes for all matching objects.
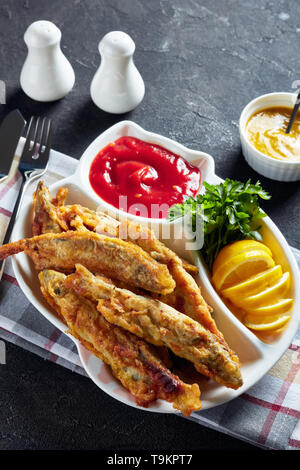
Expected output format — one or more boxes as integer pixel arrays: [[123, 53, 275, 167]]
[[286, 90, 300, 133]]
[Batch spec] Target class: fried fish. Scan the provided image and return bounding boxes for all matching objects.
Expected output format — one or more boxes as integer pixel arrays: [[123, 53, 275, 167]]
[[31, 185, 216, 324], [65, 264, 243, 390], [32, 181, 69, 235], [30, 182, 242, 390], [0, 231, 175, 295], [32, 182, 240, 364], [32, 182, 197, 273], [39, 269, 201, 415]]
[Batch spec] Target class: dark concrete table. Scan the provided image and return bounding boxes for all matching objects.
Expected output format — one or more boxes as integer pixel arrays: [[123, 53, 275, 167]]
[[0, 0, 298, 450]]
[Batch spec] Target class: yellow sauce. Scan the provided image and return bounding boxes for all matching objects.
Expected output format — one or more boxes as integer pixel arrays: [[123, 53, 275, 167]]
[[246, 106, 300, 162]]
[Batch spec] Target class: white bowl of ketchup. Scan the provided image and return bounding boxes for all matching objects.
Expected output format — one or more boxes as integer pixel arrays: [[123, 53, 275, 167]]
[[79, 121, 215, 212], [68, 120, 218, 257]]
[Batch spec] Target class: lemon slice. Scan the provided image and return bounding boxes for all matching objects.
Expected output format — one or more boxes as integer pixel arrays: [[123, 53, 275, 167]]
[[222, 265, 283, 300], [247, 298, 294, 316], [212, 250, 275, 291], [244, 314, 291, 331], [240, 272, 290, 308], [212, 240, 272, 274]]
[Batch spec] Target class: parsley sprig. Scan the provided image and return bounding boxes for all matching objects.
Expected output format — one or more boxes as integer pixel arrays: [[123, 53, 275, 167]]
[[168, 179, 271, 271]]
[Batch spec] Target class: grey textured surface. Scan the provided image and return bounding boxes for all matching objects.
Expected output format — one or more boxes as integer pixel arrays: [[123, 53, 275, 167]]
[[0, 0, 298, 450], [0, 342, 258, 450]]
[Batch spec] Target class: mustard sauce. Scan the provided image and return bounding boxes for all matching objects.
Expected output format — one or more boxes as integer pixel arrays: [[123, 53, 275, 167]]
[[246, 106, 300, 162]]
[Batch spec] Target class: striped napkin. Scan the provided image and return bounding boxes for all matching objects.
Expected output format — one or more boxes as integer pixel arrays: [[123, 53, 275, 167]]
[[0, 144, 299, 450]]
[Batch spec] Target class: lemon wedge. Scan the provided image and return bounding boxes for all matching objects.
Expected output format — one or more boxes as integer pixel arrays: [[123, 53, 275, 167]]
[[211, 240, 293, 335], [240, 272, 290, 308], [244, 314, 291, 331], [222, 265, 283, 300], [247, 298, 294, 316], [212, 250, 275, 291], [212, 240, 272, 274]]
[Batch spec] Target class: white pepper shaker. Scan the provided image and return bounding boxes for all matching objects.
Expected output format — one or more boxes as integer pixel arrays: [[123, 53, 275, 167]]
[[20, 20, 75, 102], [90, 31, 145, 114]]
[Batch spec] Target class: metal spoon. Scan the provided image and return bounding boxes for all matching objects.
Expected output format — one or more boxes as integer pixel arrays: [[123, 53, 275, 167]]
[[286, 90, 300, 133]]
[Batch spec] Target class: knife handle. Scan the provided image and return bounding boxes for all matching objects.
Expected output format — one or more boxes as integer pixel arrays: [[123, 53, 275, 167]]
[[0, 175, 25, 281]]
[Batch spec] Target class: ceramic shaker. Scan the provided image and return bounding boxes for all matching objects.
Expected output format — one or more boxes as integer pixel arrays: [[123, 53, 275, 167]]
[[90, 31, 145, 114], [20, 20, 75, 102]]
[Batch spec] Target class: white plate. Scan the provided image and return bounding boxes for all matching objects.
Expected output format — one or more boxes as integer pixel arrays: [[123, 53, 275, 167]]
[[11, 121, 300, 415]]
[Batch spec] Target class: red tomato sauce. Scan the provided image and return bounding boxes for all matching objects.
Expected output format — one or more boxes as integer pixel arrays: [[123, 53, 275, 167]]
[[89, 136, 201, 219]]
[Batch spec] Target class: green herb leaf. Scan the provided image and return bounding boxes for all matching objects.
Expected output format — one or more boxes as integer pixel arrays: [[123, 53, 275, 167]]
[[168, 178, 271, 271]]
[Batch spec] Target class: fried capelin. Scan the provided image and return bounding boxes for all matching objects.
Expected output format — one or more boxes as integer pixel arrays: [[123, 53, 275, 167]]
[[0, 231, 175, 295], [30, 182, 241, 378], [38, 269, 201, 416], [32, 188, 215, 328], [32, 183, 197, 273], [65, 265, 243, 390], [32, 181, 69, 235]]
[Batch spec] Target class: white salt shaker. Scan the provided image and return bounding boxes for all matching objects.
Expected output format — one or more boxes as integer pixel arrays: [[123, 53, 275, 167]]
[[90, 31, 145, 114], [20, 20, 75, 102]]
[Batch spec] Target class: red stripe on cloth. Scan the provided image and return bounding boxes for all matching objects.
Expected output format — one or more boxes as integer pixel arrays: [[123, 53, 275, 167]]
[[3, 273, 19, 286], [289, 439, 300, 449], [0, 172, 20, 201], [0, 206, 12, 217], [258, 358, 300, 445], [289, 344, 300, 352], [44, 328, 62, 352], [49, 352, 59, 363], [242, 393, 300, 418], [0, 325, 18, 337]]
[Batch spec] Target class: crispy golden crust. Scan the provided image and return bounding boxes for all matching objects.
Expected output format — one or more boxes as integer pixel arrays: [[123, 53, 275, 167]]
[[115, 222, 221, 328], [39, 269, 201, 415], [33, 186, 197, 273], [27, 182, 242, 394], [61, 205, 120, 237], [31, 183, 240, 372], [32, 181, 68, 235], [0, 231, 175, 295], [66, 265, 243, 390], [119, 221, 241, 365], [116, 221, 241, 368], [122, 222, 216, 325]]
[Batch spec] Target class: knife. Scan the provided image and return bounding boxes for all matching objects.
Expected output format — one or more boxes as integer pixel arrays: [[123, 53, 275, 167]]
[[0, 110, 26, 181]]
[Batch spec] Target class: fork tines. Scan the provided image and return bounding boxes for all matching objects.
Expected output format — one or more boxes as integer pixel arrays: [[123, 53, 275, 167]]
[[22, 116, 52, 168]]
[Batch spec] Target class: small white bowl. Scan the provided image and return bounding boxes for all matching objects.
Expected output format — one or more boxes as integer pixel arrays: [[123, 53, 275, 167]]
[[74, 120, 217, 243], [239, 92, 300, 181]]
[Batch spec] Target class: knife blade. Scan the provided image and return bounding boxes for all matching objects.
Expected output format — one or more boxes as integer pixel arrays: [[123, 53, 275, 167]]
[[0, 110, 26, 179]]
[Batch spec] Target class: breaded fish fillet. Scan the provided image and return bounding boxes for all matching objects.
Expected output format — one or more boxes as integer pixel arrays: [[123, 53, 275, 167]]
[[32, 182, 197, 273], [117, 223, 242, 371], [106, 221, 241, 371], [31, 182, 240, 367], [32, 181, 68, 235], [118, 221, 225, 333], [61, 206, 221, 333], [61, 205, 120, 236], [0, 231, 175, 295], [32, 185, 213, 326], [65, 265, 243, 390], [39, 269, 201, 415]]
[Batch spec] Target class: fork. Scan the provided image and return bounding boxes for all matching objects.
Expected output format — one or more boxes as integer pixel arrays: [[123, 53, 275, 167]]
[[0, 116, 52, 280]]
